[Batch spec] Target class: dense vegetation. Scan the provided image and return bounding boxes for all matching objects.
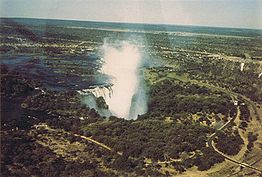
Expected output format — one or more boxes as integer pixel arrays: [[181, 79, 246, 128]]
[[1, 62, 246, 176], [247, 132, 259, 151], [215, 130, 244, 155], [1, 130, 118, 177], [1, 71, 229, 176], [1, 18, 260, 176], [145, 79, 236, 119], [179, 58, 262, 103]]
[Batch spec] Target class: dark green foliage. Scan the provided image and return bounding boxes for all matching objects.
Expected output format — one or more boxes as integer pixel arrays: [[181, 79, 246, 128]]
[[147, 79, 235, 118], [1, 74, 34, 97], [215, 130, 244, 155], [171, 162, 186, 173], [195, 147, 224, 171], [0, 130, 120, 177], [111, 155, 137, 172], [183, 58, 262, 103], [89, 119, 210, 159], [240, 104, 251, 122], [84, 118, 219, 170], [247, 132, 258, 151], [239, 121, 248, 130]]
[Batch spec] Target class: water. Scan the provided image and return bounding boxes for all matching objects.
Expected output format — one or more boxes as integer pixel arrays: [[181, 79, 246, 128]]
[[0, 54, 109, 91]]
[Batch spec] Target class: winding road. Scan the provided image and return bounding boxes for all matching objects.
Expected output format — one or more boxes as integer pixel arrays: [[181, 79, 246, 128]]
[[207, 106, 262, 174], [158, 71, 262, 173]]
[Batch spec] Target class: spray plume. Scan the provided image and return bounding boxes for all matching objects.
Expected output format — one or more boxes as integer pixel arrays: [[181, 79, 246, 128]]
[[101, 41, 147, 119]]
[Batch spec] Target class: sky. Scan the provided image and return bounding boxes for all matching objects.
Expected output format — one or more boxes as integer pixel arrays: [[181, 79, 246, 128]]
[[0, 0, 261, 29]]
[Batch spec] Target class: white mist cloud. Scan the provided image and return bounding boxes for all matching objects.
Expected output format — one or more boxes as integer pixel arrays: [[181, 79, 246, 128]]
[[101, 41, 144, 119]]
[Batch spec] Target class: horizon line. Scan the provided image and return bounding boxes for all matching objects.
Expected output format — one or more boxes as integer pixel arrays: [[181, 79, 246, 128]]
[[1, 16, 262, 31]]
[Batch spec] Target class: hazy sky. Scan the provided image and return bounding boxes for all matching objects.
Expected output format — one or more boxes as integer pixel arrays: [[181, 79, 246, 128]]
[[0, 0, 261, 29]]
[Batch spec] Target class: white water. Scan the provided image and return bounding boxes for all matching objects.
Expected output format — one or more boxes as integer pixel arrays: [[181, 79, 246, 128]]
[[259, 72, 262, 78], [101, 41, 143, 119], [240, 62, 245, 72]]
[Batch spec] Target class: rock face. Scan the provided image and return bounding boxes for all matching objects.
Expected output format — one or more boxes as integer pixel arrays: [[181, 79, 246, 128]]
[[78, 85, 113, 117]]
